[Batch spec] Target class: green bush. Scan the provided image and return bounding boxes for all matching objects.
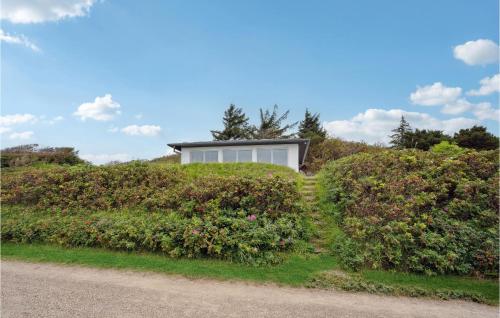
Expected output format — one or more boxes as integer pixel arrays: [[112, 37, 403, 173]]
[[2, 162, 301, 216], [1, 206, 307, 264], [430, 141, 465, 157], [1, 162, 307, 264], [1, 144, 85, 168], [305, 138, 385, 173], [318, 149, 499, 276]]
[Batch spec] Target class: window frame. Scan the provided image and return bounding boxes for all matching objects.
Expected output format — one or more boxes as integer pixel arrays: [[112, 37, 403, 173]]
[[190, 150, 204, 163], [272, 148, 288, 166], [237, 149, 253, 162], [222, 149, 237, 163], [204, 150, 219, 163]]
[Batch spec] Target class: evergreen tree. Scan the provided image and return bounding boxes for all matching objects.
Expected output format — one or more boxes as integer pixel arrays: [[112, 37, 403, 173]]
[[453, 126, 499, 150], [211, 104, 253, 140], [389, 116, 412, 148], [298, 109, 327, 139], [252, 105, 298, 139], [403, 129, 451, 150]]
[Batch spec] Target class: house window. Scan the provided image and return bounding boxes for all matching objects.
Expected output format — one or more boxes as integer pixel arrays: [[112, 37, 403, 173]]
[[190, 150, 203, 163], [272, 149, 288, 166], [204, 150, 219, 163], [257, 149, 272, 163], [238, 150, 252, 162], [223, 149, 237, 162]]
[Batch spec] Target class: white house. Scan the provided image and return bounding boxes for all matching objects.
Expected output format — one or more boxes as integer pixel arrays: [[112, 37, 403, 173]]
[[168, 139, 310, 172]]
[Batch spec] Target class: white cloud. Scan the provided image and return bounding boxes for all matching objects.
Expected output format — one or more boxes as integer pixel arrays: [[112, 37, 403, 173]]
[[467, 74, 500, 96], [121, 125, 161, 137], [441, 99, 499, 121], [453, 39, 499, 65], [0, 29, 40, 51], [9, 131, 34, 140], [0, 127, 12, 134], [0, 113, 37, 126], [324, 108, 478, 144], [441, 99, 473, 115], [1, 0, 96, 24], [472, 103, 499, 121], [44, 115, 64, 125], [80, 153, 132, 165], [74, 94, 121, 121], [410, 82, 462, 106]]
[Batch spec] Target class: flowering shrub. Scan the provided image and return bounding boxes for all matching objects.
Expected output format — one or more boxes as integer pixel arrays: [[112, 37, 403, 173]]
[[1, 162, 306, 263], [319, 150, 499, 276], [1, 206, 307, 264]]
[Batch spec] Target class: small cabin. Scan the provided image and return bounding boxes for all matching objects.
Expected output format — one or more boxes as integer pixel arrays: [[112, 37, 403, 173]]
[[168, 139, 310, 172]]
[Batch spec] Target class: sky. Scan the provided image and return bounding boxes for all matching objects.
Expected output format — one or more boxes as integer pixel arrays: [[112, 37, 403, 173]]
[[1, 0, 499, 164]]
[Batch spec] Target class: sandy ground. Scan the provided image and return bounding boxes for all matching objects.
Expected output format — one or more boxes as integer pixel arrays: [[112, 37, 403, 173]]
[[1, 260, 497, 318]]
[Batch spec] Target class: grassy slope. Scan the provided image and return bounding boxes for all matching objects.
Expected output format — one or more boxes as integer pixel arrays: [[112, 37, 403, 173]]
[[1, 243, 335, 286], [2, 243, 497, 305]]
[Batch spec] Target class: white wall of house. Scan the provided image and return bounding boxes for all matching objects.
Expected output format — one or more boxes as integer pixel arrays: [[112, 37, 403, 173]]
[[180, 143, 300, 171]]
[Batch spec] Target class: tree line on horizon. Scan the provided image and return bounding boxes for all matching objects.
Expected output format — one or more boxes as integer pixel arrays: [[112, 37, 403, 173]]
[[389, 116, 499, 151], [2, 106, 498, 169], [210, 103, 498, 149], [209, 104, 498, 171], [210, 104, 326, 141]]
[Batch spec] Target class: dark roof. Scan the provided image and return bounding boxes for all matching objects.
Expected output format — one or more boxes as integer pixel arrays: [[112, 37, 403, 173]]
[[168, 139, 310, 165]]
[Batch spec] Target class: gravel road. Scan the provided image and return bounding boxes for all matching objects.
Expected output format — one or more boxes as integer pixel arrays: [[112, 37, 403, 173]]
[[1, 260, 497, 318]]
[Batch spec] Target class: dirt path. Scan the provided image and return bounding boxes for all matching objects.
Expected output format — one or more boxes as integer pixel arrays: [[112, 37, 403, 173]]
[[1, 260, 497, 318]]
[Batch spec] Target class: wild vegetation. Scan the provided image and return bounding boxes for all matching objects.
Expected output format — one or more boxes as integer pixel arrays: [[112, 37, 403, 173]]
[[390, 117, 498, 151], [1, 144, 85, 168], [318, 148, 499, 276], [304, 138, 384, 173], [1, 162, 307, 264]]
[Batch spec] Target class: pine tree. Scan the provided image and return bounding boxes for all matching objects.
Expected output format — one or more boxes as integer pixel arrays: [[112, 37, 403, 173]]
[[453, 125, 499, 150], [298, 109, 327, 139], [252, 105, 298, 139], [211, 104, 253, 140], [389, 116, 412, 148]]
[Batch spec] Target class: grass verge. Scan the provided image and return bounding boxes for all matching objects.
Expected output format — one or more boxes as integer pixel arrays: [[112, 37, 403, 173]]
[[2, 243, 497, 305], [1, 243, 337, 286]]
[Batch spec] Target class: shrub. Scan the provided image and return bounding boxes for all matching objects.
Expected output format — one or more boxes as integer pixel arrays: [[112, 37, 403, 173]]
[[1, 206, 307, 264], [1, 162, 301, 216], [1, 144, 85, 168], [430, 141, 465, 157], [318, 149, 499, 276], [305, 138, 384, 173], [1, 162, 306, 264]]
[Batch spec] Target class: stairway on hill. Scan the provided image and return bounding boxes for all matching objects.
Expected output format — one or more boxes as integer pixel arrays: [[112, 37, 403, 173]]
[[301, 175, 317, 203], [300, 175, 327, 253]]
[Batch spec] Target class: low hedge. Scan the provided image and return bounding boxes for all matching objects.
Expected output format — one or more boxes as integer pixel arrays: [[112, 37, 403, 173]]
[[1, 162, 307, 264], [1, 162, 301, 217], [319, 149, 499, 276], [1, 206, 307, 264]]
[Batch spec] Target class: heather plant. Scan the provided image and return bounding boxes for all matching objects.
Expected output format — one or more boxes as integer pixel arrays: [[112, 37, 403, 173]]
[[318, 149, 499, 276]]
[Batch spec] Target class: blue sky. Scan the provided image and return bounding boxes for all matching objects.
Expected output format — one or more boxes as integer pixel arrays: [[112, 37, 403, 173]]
[[1, 0, 498, 163]]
